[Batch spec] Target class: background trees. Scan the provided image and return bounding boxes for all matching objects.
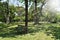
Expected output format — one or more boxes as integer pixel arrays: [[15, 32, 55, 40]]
[[0, 0, 60, 40], [0, 0, 60, 34]]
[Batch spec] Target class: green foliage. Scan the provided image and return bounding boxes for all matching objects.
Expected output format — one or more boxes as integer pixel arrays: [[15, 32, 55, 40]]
[[46, 25, 60, 40], [56, 15, 60, 22], [0, 2, 16, 22], [0, 23, 8, 28], [0, 0, 60, 40]]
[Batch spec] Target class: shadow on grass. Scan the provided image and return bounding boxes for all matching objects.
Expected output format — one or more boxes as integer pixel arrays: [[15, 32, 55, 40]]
[[45, 25, 60, 40], [0, 24, 47, 38], [0, 25, 27, 38], [28, 26, 46, 33]]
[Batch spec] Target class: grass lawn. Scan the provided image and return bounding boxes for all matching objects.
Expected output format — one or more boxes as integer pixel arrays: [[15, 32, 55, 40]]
[[0, 32, 54, 40], [0, 22, 60, 40]]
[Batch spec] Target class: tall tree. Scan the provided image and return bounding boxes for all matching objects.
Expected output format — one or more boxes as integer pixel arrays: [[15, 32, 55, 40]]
[[34, 0, 39, 24], [6, 0, 10, 24], [34, 0, 47, 24], [18, 0, 28, 33], [40, 0, 46, 15], [0, 0, 10, 23], [24, 0, 28, 33]]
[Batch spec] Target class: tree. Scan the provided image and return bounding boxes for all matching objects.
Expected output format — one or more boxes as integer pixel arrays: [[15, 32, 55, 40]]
[[6, 0, 10, 24], [24, 0, 28, 33], [0, 2, 9, 22], [18, 0, 28, 33], [0, 1, 16, 23], [34, 0, 47, 24], [34, 0, 39, 24]]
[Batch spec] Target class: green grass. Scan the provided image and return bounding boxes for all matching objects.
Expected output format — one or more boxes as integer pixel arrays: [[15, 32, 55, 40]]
[[0, 32, 54, 40], [0, 22, 60, 40]]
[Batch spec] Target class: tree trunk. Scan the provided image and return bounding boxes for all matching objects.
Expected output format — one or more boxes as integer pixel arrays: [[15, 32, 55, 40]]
[[39, 1, 46, 22], [34, 0, 39, 24], [24, 0, 28, 33], [6, 0, 10, 24], [40, 2, 45, 16]]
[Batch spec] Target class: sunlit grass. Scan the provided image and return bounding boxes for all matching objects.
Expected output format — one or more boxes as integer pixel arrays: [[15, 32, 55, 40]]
[[0, 32, 54, 40], [0, 22, 60, 40]]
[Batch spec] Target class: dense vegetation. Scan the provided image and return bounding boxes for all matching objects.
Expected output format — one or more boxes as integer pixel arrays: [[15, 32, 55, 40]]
[[0, 0, 60, 40]]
